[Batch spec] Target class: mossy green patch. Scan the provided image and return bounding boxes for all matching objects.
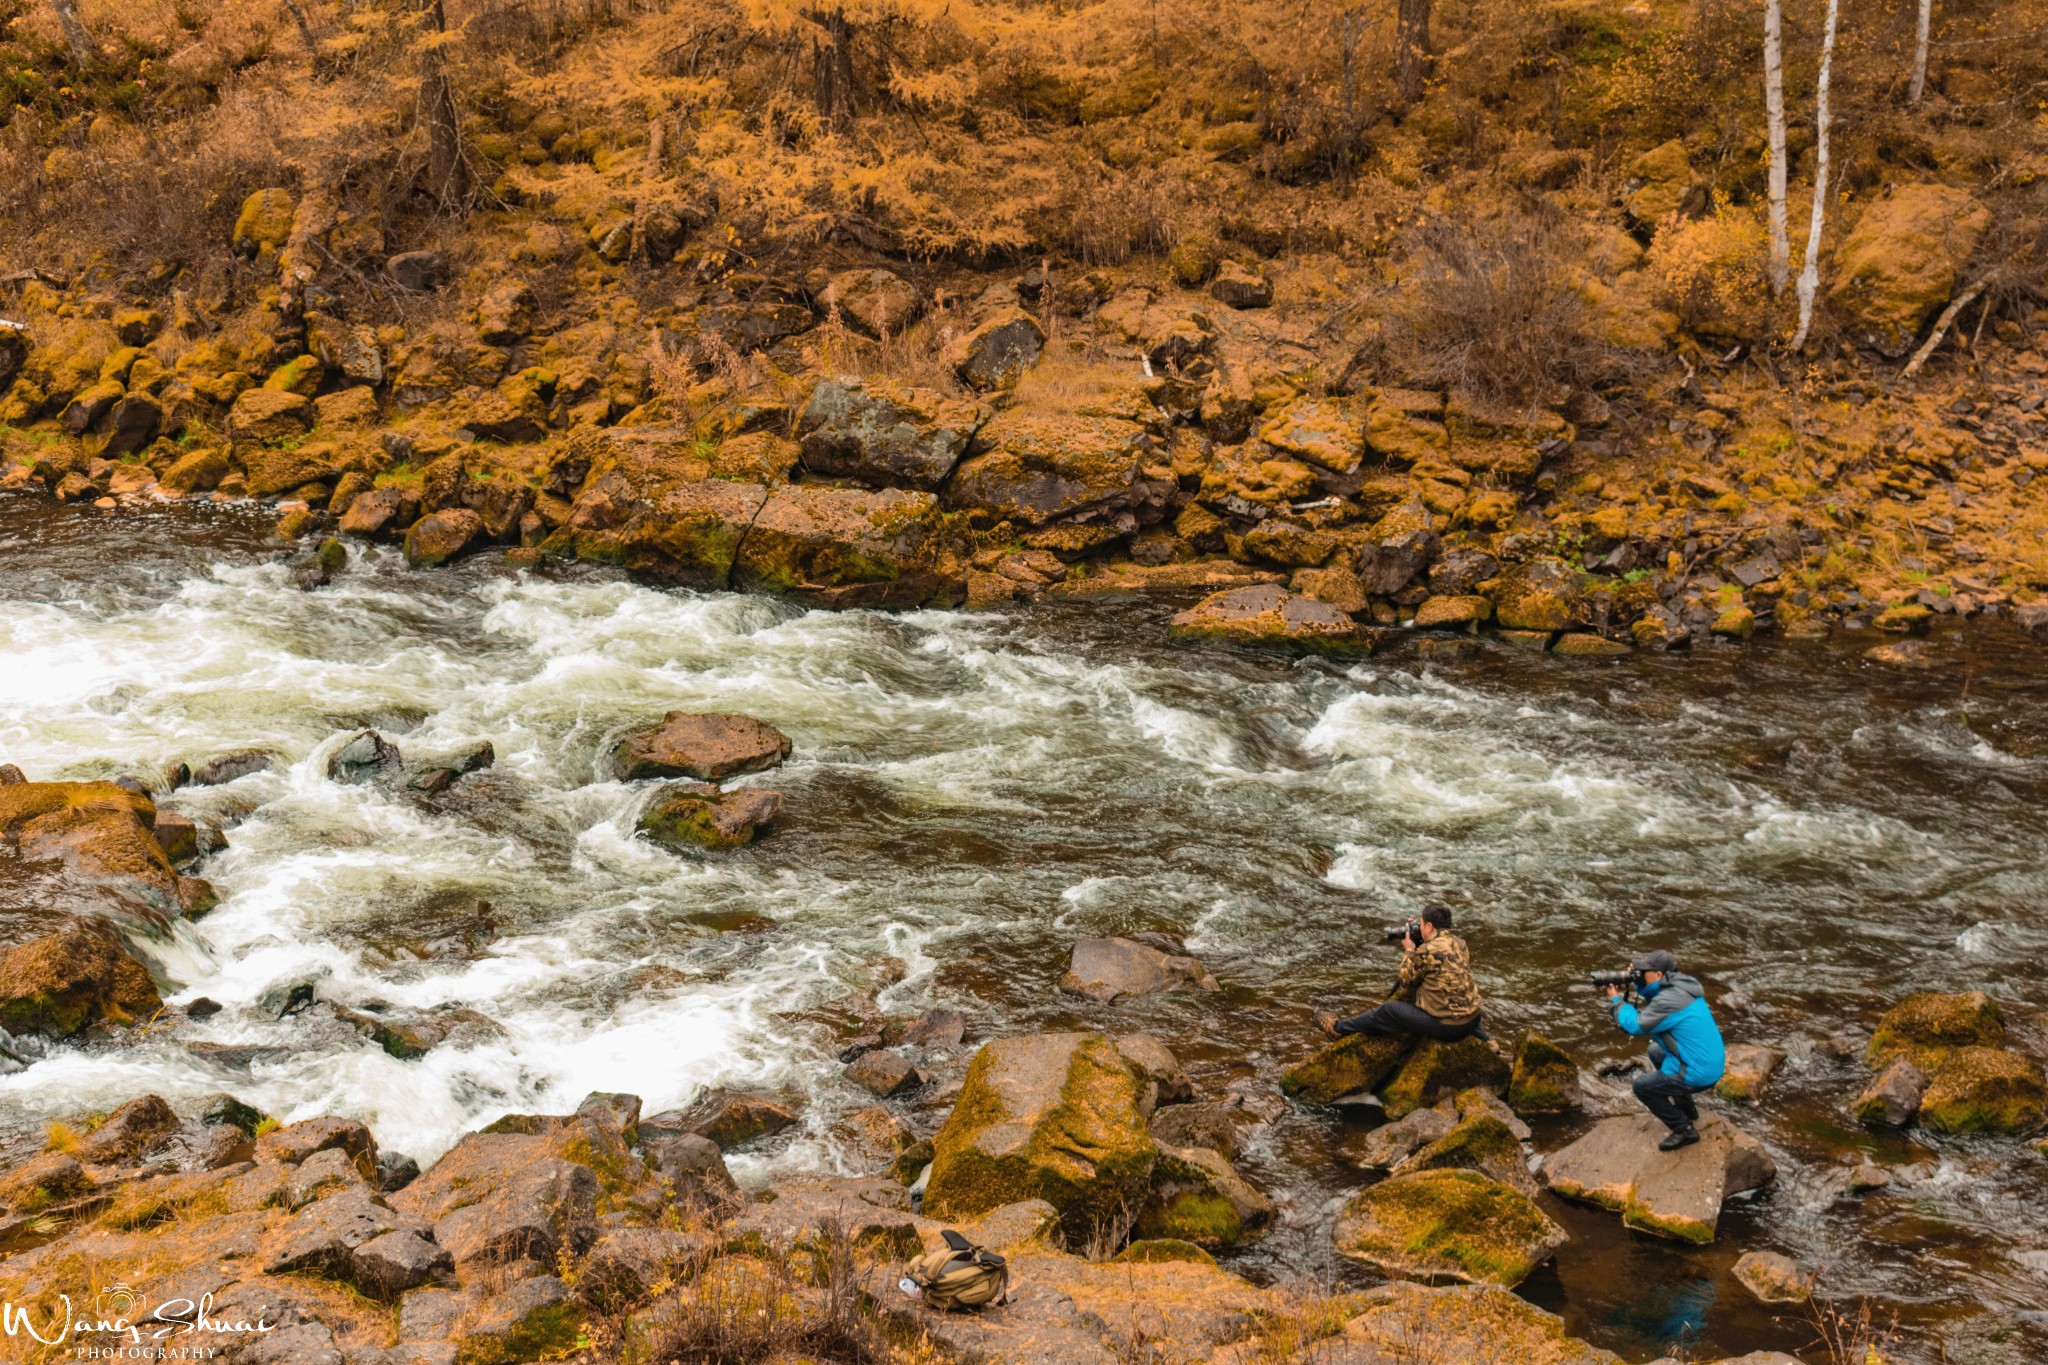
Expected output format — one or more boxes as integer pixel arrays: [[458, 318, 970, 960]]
[[1335, 1169, 1561, 1288], [1867, 992, 2006, 1071], [1919, 1046, 2046, 1136], [1380, 1037, 1511, 1119], [1508, 1033, 1580, 1113], [1280, 1032, 1411, 1104]]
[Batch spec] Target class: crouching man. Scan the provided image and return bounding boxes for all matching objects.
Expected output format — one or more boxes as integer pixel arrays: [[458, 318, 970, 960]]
[[1606, 948, 1725, 1151]]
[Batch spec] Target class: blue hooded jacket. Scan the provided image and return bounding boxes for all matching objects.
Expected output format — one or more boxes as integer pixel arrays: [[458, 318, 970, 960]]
[[1611, 971, 1725, 1088]]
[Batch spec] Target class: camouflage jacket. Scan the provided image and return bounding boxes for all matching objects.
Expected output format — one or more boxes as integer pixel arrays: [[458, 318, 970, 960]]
[[1395, 932, 1483, 1022]]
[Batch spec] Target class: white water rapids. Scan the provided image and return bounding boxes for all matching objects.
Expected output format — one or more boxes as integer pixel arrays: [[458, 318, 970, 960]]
[[3, 499, 2046, 1362]]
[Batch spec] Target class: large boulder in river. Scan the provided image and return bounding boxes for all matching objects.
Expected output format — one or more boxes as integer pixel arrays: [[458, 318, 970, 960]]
[[1281, 1032, 1412, 1105], [1168, 584, 1368, 651], [946, 411, 1169, 528], [1541, 1112, 1775, 1244], [0, 920, 163, 1036], [1334, 1168, 1566, 1288], [542, 427, 771, 587], [645, 1090, 802, 1150], [923, 1032, 1156, 1230], [733, 484, 961, 609], [795, 378, 988, 490], [1917, 1046, 2046, 1136], [1828, 184, 1990, 357], [1059, 938, 1218, 1004], [327, 729, 400, 784], [1866, 991, 2006, 1069], [0, 780, 181, 911], [613, 712, 791, 782], [403, 508, 486, 567]]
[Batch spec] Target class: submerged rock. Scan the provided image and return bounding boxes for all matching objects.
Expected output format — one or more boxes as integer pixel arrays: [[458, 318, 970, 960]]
[[1058, 937, 1219, 1004], [1541, 1112, 1776, 1244], [1734, 1250, 1813, 1304], [1334, 1167, 1566, 1287], [636, 781, 781, 851], [328, 729, 401, 784], [613, 711, 792, 782], [923, 1031, 1155, 1230]]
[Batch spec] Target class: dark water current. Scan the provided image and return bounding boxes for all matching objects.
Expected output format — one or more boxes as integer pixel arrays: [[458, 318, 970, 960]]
[[2, 495, 2045, 1363]]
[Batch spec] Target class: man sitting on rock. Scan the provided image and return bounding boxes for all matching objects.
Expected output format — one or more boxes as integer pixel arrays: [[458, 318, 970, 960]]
[[1314, 904, 1487, 1044], [1605, 949, 1726, 1151]]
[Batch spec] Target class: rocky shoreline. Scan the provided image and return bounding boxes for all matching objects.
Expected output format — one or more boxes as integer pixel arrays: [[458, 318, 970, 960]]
[[5, 184, 2048, 669]]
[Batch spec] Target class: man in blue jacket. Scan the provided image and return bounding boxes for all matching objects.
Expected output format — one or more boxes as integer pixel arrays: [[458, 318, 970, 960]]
[[1604, 949, 1726, 1151]]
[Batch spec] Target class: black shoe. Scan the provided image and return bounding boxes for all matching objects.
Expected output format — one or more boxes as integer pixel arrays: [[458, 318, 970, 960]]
[[1659, 1126, 1701, 1152]]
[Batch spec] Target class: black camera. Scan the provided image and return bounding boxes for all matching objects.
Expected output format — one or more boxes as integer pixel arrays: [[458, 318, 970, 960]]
[[1589, 969, 1642, 989], [1383, 920, 1422, 945]]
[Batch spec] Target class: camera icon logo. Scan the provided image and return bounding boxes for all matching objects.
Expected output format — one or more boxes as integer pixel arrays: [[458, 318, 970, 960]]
[[97, 1282, 146, 1318]]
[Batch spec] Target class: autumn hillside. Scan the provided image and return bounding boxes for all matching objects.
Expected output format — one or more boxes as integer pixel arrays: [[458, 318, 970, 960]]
[[2, 0, 2047, 646]]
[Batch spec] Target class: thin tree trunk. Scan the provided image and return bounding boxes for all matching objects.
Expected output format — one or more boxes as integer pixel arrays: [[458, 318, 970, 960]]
[[415, 0, 465, 206], [805, 7, 856, 130], [1395, 0, 1431, 107], [49, 0, 94, 70], [1901, 279, 1985, 378], [280, 0, 321, 52], [1762, 0, 1790, 297], [1908, 0, 1932, 105], [1790, 0, 1840, 351]]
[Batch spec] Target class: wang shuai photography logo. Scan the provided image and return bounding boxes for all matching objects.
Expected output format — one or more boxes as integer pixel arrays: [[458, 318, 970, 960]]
[[0, 1283, 276, 1360]]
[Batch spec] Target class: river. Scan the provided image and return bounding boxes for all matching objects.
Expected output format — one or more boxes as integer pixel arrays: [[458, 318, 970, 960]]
[[2, 494, 2044, 1363]]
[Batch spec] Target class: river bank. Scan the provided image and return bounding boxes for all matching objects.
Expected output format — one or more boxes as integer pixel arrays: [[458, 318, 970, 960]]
[[3, 496, 2047, 1362]]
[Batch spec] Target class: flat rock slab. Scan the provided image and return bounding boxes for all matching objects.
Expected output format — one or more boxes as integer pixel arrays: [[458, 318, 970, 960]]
[[1540, 1113, 1776, 1244], [1059, 937, 1219, 1003], [613, 711, 792, 782]]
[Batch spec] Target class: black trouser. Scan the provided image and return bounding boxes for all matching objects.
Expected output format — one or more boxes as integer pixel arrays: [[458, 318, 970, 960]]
[[1632, 1045, 1711, 1132], [1335, 1000, 1484, 1042]]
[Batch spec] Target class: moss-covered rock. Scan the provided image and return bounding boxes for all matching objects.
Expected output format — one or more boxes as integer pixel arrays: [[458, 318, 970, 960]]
[[1491, 559, 1588, 632], [1333, 1168, 1566, 1288], [1111, 1237, 1216, 1266], [923, 1032, 1156, 1236], [232, 188, 297, 253], [1829, 184, 1991, 358], [946, 410, 1167, 528], [1136, 1144, 1274, 1248], [225, 386, 313, 444], [636, 782, 781, 852], [1508, 1033, 1581, 1113], [1867, 991, 2006, 1070], [263, 354, 325, 397], [1281, 1032, 1412, 1104], [731, 484, 961, 609], [1403, 1114, 1536, 1196], [795, 377, 989, 490], [1380, 1037, 1511, 1119], [1260, 395, 1365, 475], [1168, 584, 1370, 652], [1918, 1047, 2046, 1136], [0, 920, 163, 1037], [0, 780, 181, 911]]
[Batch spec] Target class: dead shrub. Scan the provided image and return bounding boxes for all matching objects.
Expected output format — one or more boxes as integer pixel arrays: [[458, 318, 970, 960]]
[[1645, 203, 1779, 346], [1377, 203, 1627, 409], [1033, 162, 1178, 267]]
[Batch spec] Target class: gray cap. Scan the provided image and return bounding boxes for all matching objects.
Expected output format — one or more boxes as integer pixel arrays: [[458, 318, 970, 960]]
[[1631, 949, 1678, 974]]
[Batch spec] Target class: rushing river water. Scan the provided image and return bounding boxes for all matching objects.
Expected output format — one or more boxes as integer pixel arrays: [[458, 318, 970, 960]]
[[2, 494, 2046, 1363]]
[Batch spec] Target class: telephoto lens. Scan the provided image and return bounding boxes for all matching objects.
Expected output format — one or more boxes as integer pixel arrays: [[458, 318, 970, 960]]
[[1589, 969, 1635, 987], [1384, 920, 1420, 944]]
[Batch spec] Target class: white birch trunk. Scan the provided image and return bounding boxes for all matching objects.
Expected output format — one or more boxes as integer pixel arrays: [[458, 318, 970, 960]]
[[50, 0, 95, 69], [1791, 0, 1840, 351], [1909, 0, 1933, 106], [1763, 0, 1790, 297]]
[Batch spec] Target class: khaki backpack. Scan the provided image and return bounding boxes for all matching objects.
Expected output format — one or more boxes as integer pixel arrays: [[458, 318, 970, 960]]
[[905, 1230, 1009, 1311]]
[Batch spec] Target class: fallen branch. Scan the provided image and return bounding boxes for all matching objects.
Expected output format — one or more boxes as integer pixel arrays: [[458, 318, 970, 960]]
[[1900, 279, 1987, 379]]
